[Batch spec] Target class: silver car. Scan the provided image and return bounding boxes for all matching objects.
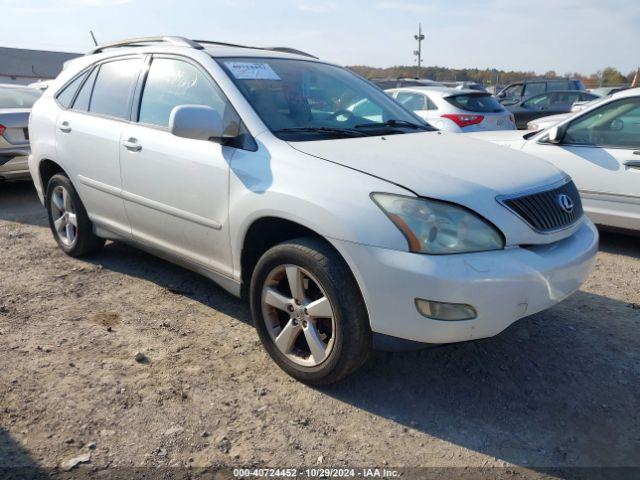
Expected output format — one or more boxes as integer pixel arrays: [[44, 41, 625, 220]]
[[0, 84, 42, 182], [386, 86, 516, 133]]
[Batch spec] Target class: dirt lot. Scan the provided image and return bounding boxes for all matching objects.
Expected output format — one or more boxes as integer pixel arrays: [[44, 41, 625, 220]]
[[1, 181, 639, 479]]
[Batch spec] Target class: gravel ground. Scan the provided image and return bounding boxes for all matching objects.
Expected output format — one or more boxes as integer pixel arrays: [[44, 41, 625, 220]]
[[1, 182, 639, 479]]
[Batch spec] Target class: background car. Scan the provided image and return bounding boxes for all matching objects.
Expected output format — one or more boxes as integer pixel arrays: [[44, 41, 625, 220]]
[[527, 97, 610, 131], [28, 80, 54, 91], [589, 86, 629, 97], [504, 90, 599, 129], [469, 88, 640, 232], [496, 78, 585, 104], [386, 86, 516, 133], [0, 84, 42, 182], [369, 77, 444, 89], [439, 81, 487, 92]]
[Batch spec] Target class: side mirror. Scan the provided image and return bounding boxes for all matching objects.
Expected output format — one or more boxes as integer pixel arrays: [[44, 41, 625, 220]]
[[547, 125, 563, 144], [169, 105, 224, 142]]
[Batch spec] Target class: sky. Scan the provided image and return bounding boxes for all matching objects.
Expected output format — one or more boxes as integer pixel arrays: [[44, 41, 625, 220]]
[[1, 0, 638, 75]]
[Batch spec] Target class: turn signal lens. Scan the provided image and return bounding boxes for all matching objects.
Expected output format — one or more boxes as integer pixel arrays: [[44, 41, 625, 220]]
[[415, 299, 477, 321]]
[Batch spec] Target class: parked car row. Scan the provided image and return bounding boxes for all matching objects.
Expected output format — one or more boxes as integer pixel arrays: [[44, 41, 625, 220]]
[[24, 36, 600, 383]]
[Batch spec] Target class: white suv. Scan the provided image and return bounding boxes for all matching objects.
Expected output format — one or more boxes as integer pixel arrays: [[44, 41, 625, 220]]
[[28, 37, 598, 384]]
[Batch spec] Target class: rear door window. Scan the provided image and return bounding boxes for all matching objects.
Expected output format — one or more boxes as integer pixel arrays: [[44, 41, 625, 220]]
[[551, 91, 582, 106], [523, 93, 552, 109], [88, 58, 142, 120]]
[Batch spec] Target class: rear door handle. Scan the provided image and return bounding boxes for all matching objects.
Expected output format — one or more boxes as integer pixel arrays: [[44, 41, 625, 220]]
[[122, 138, 142, 152], [624, 160, 640, 169], [59, 121, 71, 133]]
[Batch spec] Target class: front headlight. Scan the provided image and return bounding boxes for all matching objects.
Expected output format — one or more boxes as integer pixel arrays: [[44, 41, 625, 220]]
[[372, 193, 504, 254]]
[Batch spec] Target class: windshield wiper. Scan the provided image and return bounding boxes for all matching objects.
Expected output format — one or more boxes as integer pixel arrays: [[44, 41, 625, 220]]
[[354, 119, 432, 131], [273, 127, 370, 137]]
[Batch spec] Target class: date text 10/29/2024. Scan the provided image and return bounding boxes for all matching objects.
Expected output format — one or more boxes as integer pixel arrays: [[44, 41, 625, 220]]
[[233, 468, 400, 478]]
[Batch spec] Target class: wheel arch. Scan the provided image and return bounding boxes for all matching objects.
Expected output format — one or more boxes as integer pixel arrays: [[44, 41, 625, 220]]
[[38, 158, 67, 199], [238, 215, 367, 309]]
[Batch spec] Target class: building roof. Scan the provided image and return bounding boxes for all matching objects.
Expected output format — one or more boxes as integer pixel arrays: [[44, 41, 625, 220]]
[[0, 47, 81, 79]]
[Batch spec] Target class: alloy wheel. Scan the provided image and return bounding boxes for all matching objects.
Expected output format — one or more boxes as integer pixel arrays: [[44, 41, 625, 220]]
[[50, 185, 78, 247], [261, 264, 336, 367]]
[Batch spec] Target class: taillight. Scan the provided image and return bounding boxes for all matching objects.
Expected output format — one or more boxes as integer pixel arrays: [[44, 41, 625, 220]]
[[0, 124, 5, 137], [441, 114, 484, 128]]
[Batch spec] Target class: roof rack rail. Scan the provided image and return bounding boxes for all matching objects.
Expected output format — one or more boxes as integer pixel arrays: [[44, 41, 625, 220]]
[[88, 36, 318, 59], [193, 40, 318, 59], [89, 36, 204, 54]]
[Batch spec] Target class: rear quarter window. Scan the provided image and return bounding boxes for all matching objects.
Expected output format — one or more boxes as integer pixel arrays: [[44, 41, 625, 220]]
[[56, 72, 88, 108]]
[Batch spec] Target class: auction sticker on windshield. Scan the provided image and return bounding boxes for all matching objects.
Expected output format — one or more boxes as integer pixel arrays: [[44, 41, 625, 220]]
[[224, 62, 281, 80]]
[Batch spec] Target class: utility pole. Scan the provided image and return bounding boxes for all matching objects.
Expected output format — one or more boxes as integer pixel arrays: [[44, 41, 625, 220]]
[[414, 23, 425, 79]]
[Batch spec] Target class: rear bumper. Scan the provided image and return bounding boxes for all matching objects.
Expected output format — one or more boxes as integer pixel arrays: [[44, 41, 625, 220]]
[[0, 155, 31, 180], [332, 219, 598, 344]]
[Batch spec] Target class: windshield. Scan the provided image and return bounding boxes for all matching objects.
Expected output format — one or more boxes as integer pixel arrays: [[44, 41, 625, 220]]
[[445, 93, 504, 113], [0, 87, 42, 109], [217, 57, 433, 141]]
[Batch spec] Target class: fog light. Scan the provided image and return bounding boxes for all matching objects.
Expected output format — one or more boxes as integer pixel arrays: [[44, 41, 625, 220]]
[[415, 298, 477, 321]]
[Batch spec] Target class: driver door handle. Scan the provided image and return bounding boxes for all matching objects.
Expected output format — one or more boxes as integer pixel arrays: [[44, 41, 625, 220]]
[[59, 121, 71, 133], [122, 138, 142, 152], [624, 160, 640, 169]]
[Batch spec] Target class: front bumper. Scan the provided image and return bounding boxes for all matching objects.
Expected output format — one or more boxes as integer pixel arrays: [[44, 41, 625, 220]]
[[332, 219, 598, 344]]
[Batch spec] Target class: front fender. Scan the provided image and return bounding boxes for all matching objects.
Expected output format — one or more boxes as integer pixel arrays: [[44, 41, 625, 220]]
[[227, 139, 412, 280]]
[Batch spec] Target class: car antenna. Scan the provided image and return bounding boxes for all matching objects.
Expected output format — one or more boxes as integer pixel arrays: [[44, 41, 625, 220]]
[[89, 30, 98, 47]]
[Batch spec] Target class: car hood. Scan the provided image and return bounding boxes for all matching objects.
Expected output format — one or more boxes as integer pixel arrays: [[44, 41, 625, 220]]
[[289, 131, 574, 245], [465, 129, 533, 149], [289, 131, 562, 201]]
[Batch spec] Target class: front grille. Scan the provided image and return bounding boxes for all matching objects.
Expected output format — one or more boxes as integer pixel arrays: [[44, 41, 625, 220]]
[[500, 180, 583, 233]]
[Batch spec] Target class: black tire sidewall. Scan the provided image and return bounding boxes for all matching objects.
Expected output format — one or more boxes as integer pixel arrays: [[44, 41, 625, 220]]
[[250, 238, 370, 384], [45, 174, 102, 257]]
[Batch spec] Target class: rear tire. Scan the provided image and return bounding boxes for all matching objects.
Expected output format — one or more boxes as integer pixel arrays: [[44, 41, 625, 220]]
[[46, 173, 105, 257], [250, 237, 371, 384]]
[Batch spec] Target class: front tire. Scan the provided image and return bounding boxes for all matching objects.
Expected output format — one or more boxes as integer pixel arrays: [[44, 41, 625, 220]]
[[46, 173, 105, 257], [250, 237, 371, 384]]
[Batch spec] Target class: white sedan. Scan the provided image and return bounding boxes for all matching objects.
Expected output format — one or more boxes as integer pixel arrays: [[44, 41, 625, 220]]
[[470, 88, 640, 231]]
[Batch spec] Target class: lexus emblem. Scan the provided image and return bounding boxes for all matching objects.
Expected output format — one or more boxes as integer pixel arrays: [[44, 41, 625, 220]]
[[558, 194, 575, 213]]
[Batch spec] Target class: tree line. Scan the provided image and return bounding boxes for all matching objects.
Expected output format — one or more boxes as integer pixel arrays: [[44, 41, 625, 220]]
[[347, 65, 637, 88]]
